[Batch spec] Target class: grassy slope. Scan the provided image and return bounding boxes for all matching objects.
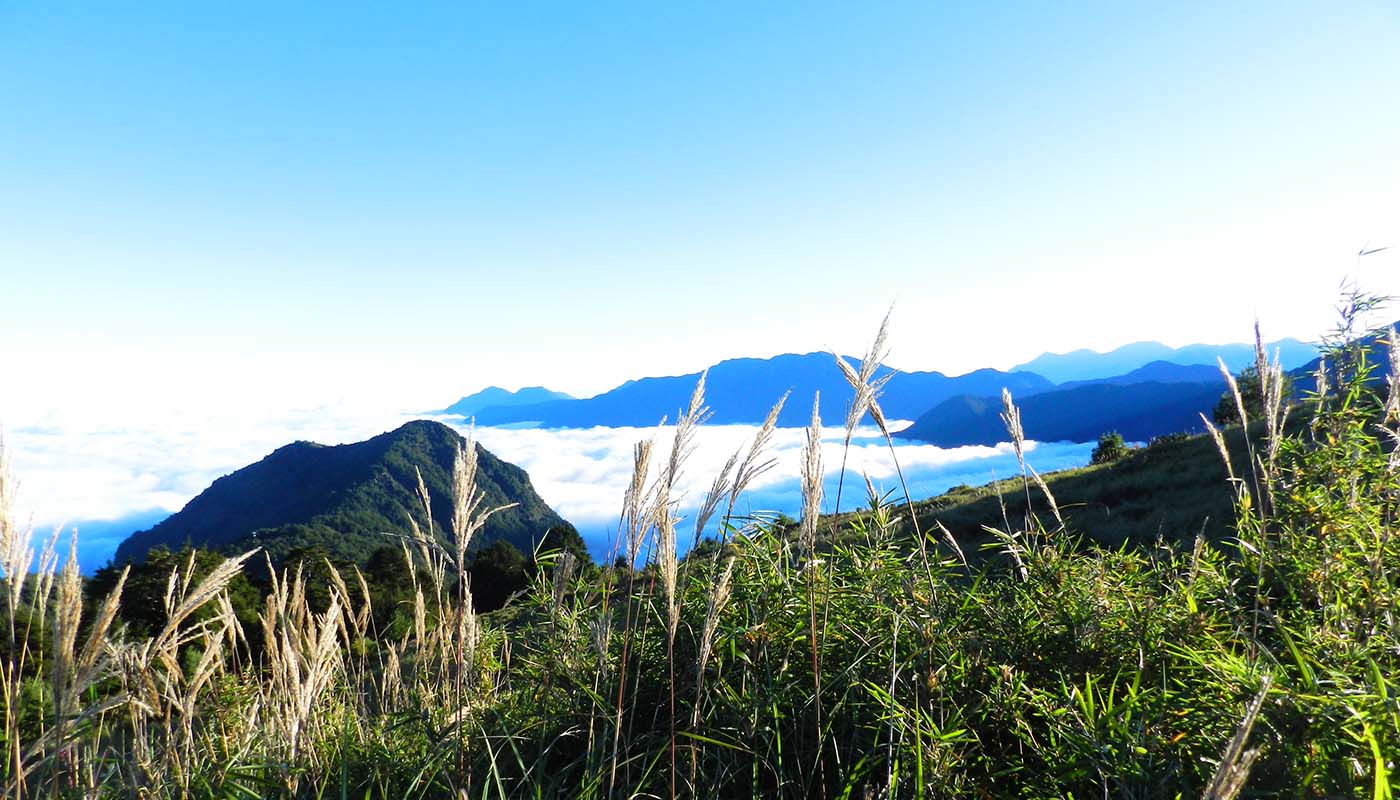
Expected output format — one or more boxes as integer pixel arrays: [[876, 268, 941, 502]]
[[822, 423, 1269, 560]]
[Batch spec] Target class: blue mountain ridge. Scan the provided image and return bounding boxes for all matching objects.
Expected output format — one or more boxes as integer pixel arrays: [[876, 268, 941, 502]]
[[443, 386, 574, 417], [456, 352, 1056, 429], [895, 380, 1228, 447], [1011, 338, 1318, 384]]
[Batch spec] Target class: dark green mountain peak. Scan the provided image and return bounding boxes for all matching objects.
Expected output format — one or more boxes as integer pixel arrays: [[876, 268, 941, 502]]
[[112, 419, 565, 567]]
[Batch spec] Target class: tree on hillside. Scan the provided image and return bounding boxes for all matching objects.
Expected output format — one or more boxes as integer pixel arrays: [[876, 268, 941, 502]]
[[1212, 366, 1294, 426], [1091, 431, 1130, 465], [86, 546, 262, 644], [468, 540, 529, 612]]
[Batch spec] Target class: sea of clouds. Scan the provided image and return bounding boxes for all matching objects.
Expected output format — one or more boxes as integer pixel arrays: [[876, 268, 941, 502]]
[[5, 407, 1095, 572]]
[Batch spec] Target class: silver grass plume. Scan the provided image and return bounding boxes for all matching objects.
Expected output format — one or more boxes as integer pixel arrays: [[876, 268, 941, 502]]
[[658, 371, 708, 640], [1000, 388, 1026, 463], [693, 450, 737, 546], [623, 438, 655, 566], [1253, 322, 1290, 478], [1217, 357, 1250, 431], [451, 436, 480, 570], [1000, 389, 1062, 527], [1386, 326, 1400, 424], [73, 564, 128, 699], [722, 392, 789, 535], [0, 438, 36, 616], [450, 432, 514, 573], [551, 551, 577, 612], [51, 538, 83, 717], [692, 552, 737, 727], [1201, 415, 1238, 483], [1376, 328, 1400, 472], [32, 529, 59, 634], [799, 393, 824, 556], [832, 307, 895, 441]]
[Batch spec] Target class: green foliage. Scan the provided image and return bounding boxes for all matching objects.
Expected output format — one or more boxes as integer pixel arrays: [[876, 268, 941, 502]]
[[467, 539, 529, 612], [86, 545, 262, 638], [532, 522, 592, 571], [1090, 430, 1130, 464]]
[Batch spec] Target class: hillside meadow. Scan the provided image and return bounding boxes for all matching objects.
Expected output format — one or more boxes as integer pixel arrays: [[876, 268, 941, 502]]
[[2, 306, 1399, 798]]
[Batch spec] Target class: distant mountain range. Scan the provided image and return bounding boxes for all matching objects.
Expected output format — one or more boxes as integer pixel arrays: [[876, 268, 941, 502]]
[[453, 353, 1054, 428], [444, 386, 574, 418], [435, 337, 1326, 447], [1055, 360, 1224, 390], [114, 420, 565, 566], [1010, 338, 1318, 384], [896, 380, 1228, 447]]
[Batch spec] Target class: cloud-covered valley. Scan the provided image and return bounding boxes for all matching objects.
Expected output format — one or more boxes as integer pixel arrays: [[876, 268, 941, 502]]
[[5, 409, 1095, 571]]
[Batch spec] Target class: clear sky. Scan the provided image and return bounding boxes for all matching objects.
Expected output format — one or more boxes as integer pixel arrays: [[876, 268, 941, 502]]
[[3, 2, 1399, 422]]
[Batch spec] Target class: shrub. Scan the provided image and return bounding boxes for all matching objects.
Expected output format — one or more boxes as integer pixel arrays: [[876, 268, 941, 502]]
[[1090, 430, 1130, 464], [1148, 431, 1190, 448]]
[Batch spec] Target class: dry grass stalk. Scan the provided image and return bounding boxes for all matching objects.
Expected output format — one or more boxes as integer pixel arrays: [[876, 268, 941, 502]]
[[657, 371, 708, 640], [623, 438, 656, 566], [691, 552, 736, 728], [828, 310, 895, 539], [834, 312, 939, 594], [1000, 389, 1063, 529], [650, 372, 710, 800], [33, 530, 59, 634], [1202, 415, 1238, 483], [1252, 324, 1291, 506], [259, 562, 346, 785], [1202, 674, 1273, 800], [1218, 357, 1250, 432], [832, 307, 894, 442], [799, 393, 824, 556], [352, 565, 374, 640], [51, 541, 82, 715], [0, 440, 36, 620], [657, 501, 681, 640], [1314, 355, 1329, 404], [1000, 388, 1026, 464], [1216, 355, 1265, 507], [450, 436, 515, 575], [104, 548, 257, 791], [933, 519, 969, 567], [73, 564, 128, 701], [734, 393, 787, 500], [693, 450, 737, 547], [1377, 328, 1400, 473], [551, 551, 576, 613]]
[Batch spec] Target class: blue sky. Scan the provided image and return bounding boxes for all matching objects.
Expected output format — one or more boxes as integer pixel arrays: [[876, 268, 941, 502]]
[[3, 1, 1399, 422]]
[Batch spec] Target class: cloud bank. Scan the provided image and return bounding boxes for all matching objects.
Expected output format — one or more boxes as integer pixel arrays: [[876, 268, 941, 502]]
[[5, 408, 1094, 571], [463, 419, 1095, 559]]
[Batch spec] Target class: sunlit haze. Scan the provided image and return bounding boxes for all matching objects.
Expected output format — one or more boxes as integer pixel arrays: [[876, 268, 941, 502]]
[[2, 3, 1399, 566]]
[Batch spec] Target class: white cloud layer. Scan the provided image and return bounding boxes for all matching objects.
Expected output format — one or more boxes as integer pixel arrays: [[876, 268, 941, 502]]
[[5, 408, 1095, 571], [465, 420, 1095, 559]]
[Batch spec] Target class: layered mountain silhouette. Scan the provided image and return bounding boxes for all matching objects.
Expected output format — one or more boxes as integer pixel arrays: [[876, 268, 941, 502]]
[[443, 386, 574, 418], [456, 353, 1054, 428], [895, 380, 1227, 447], [1290, 325, 1398, 393], [114, 420, 565, 566], [435, 336, 1330, 447], [1011, 338, 1317, 384], [1056, 360, 1224, 390]]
